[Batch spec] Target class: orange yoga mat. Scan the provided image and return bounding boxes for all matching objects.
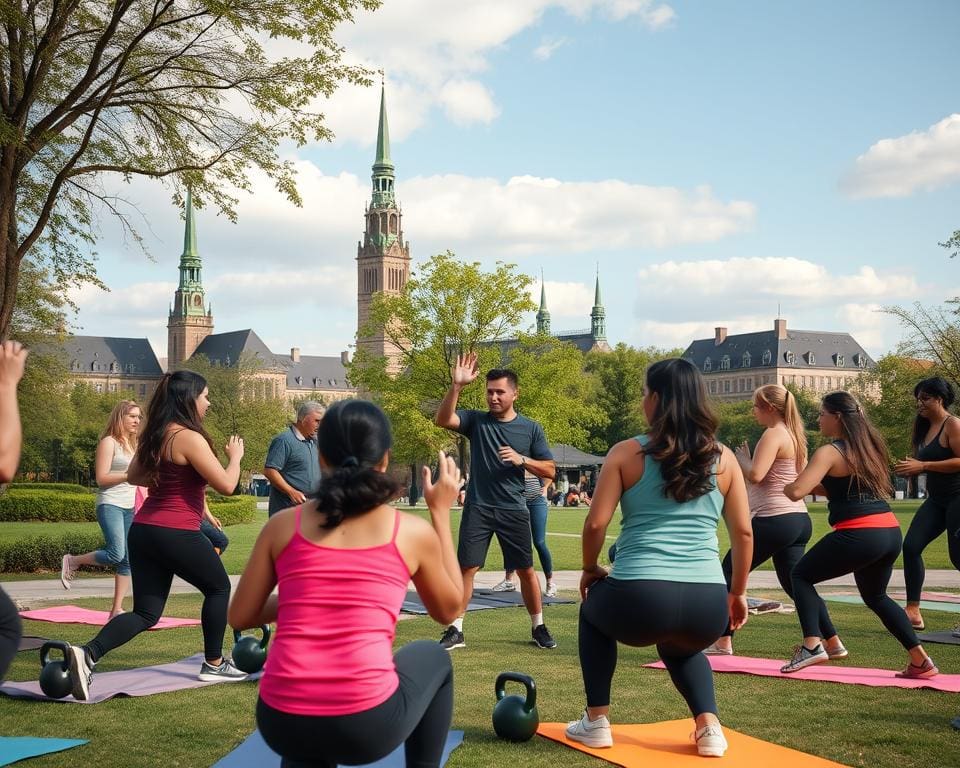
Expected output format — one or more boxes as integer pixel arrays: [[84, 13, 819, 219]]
[[537, 719, 850, 767]]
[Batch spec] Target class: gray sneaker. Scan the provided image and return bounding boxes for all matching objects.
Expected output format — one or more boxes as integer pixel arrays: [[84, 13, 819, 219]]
[[491, 579, 517, 592], [780, 643, 828, 673], [439, 626, 465, 651], [67, 644, 93, 701], [198, 658, 248, 682]]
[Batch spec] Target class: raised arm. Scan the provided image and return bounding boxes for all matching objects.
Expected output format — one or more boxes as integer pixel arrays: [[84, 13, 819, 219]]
[[435, 352, 479, 431], [176, 431, 244, 495], [717, 446, 753, 629], [740, 428, 783, 485], [784, 445, 839, 501], [0, 341, 28, 483]]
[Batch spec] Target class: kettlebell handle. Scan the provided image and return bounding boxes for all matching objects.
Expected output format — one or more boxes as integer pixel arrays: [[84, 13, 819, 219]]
[[39, 640, 69, 668], [232, 624, 272, 649], [494, 671, 536, 711]]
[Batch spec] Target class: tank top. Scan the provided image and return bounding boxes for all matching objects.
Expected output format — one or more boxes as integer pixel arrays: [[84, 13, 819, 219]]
[[95, 438, 136, 508], [134, 432, 206, 530], [610, 436, 725, 584], [748, 457, 807, 518], [258, 506, 411, 716], [820, 441, 892, 527], [916, 417, 960, 500]]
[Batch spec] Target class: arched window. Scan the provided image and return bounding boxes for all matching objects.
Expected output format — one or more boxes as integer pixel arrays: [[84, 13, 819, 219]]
[[742, 351, 751, 368], [720, 355, 731, 370], [784, 351, 795, 365], [805, 351, 815, 365], [761, 349, 771, 365]]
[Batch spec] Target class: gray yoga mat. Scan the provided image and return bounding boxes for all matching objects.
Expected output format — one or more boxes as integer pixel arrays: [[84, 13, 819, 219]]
[[17, 636, 47, 653], [916, 630, 960, 646], [400, 588, 574, 615], [0, 653, 260, 704], [821, 594, 960, 614]]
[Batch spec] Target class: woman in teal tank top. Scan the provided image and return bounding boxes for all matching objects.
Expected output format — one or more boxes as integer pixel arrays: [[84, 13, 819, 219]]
[[565, 358, 753, 758]]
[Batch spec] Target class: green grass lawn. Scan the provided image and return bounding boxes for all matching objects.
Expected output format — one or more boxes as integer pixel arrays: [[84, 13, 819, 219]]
[[0, 591, 957, 767], [1, 499, 955, 579]]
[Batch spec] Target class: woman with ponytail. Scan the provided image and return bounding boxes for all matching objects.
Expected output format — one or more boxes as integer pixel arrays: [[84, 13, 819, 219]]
[[781, 391, 937, 678], [566, 359, 752, 757], [706, 385, 844, 656], [894, 376, 960, 631], [65, 371, 247, 700], [230, 399, 463, 768]]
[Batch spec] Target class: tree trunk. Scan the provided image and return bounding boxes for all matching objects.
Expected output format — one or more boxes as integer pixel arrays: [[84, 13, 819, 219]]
[[0, 151, 22, 342]]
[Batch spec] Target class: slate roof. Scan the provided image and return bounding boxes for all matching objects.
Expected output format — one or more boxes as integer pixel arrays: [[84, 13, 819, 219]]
[[62, 335, 163, 375], [191, 329, 284, 369], [283, 355, 353, 392], [682, 326, 875, 373]]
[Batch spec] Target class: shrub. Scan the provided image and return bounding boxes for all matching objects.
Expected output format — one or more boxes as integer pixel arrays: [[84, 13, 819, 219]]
[[0, 532, 105, 572], [208, 495, 257, 526], [9, 482, 94, 494], [0, 490, 97, 522]]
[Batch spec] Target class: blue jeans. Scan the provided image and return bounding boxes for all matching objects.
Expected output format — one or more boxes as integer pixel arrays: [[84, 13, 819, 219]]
[[527, 495, 553, 577], [94, 504, 134, 576], [200, 518, 229, 553]]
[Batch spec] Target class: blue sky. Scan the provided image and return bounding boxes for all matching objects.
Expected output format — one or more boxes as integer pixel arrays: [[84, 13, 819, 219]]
[[74, 0, 960, 362]]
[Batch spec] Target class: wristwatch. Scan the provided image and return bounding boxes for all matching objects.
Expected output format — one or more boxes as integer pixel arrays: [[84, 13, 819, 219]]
[[520, 456, 527, 467]]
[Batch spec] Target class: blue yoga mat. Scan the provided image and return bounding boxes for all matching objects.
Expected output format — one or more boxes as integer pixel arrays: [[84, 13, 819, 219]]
[[212, 730, 463, 768], [0, 737, 87, 766], [821, 594, 960, 613], [401, 588, 573, 615]]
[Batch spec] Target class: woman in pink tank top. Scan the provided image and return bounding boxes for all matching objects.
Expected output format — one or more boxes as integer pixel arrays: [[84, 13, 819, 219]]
[[231, 400, 463, 768], [707, 384, 845, 658]]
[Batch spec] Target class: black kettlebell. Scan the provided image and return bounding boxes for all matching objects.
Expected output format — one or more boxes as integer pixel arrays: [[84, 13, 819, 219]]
[[492, 671, 539, 742], [232, 625, 271, 673], [38, 641, 73, 699]]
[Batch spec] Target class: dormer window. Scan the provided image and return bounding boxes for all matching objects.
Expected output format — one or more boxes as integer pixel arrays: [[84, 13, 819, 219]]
[[742, 352, 751, 368], [784, 351, 796, 364], [720, 355, 731, 371], [805, 352, 815, 366], [761, 349, 772, 365], [854, 353, 866, 368], [296, 376, 303, 386], [110, 361, 120, 373], [71, 360, 80, 371], [834, 354, 845, 367], [703, 357, 712, 373]]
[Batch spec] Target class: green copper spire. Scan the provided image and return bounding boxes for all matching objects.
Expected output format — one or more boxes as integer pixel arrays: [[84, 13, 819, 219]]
[[536, 269, 551, 335], [182, 189, 198, 261], [371, 83, 396, 209], [172, 190, 206, 317], [590, 268, 606, 341]]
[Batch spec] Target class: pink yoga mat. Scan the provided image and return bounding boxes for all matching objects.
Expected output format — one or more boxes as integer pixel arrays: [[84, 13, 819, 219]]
[[0, 653, 259, 703], [643, 655, 960, 692], [19, 606, 200, 630]]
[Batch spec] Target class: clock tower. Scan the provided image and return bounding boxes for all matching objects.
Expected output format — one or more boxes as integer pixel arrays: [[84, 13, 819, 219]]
[[167, 190, 213, 369]]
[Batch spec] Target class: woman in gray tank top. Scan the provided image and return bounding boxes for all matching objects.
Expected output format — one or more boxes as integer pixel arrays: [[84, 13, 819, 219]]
[[60, 401, 142, 618]]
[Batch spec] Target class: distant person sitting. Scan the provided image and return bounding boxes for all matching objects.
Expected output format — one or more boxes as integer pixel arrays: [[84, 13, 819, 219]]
[[566, 487, 581, 507], [264, 402, 324, 517]]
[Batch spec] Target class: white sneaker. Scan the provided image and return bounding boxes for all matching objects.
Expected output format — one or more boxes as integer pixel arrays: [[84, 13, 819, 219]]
[[491, 579, 517, 592], [197, 658, 248, 682], [60, 555, 74, 589], [565, 711, 613, 748], [703, 642, 733, 656], [545, 581, 559, 598], [693, 724, 727, 757], [67, 644, 93, 701]]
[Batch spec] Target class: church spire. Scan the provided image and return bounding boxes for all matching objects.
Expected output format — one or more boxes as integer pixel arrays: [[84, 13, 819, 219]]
[[168, 189, 213, 368], [371, 81, 395, 208], [182, 188, 198, 261], [536, 270, 551, 335], [590, 267, 606, 341]]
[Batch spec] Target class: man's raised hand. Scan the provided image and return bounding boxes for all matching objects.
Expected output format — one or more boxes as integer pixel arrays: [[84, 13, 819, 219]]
[[452, 352, 479, 388]]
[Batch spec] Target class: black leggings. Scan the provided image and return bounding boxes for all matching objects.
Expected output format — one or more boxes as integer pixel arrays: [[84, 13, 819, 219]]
[[792, 526, 918, 650], [0, 587, 22, 680], [903, 495, 960, 602], [719, 513, 826, 637], [579, 578, 728, 717], [85, 523, 231, 662], [256, 641, 454, 768]]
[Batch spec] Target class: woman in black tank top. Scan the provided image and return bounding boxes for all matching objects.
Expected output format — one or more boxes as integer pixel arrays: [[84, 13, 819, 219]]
[[895, 376, 960, 632]]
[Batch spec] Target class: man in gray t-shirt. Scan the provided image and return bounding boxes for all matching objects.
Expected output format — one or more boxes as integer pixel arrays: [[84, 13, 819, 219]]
[[435, 351, 557, 650], [263, 401, 324, 516]]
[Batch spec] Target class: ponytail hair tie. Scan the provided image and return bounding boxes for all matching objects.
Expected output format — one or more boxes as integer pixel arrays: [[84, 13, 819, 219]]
[[341, 456, 359, 468]]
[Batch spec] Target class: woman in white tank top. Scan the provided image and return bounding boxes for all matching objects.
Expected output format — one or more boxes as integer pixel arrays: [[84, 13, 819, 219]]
[[60, 400, 142, 618]]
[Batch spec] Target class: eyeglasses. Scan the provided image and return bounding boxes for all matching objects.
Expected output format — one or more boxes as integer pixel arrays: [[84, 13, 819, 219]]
[[916, 394, 935, 403]]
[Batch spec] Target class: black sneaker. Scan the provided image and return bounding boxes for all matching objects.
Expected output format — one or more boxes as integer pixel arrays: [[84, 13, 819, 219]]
[[532, 623, 557, 649], [439, 626, 465, 651]]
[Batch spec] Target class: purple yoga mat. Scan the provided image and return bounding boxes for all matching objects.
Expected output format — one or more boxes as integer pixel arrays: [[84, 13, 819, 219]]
[[643, 654, 960, 692], [20, 606, 201, 630], [0, 653, 260, 703]]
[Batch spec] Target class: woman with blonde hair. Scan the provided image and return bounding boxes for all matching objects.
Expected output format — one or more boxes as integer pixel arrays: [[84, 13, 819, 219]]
[[61, 400, 143, 618], [781, 391, 937, 677], [707, 384, 844, 657]]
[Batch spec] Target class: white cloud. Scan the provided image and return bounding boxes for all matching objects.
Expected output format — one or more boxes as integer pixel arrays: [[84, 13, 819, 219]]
[[438, 80, 501, 125], [842, 113, 960, 198], [527, 280, 594, 323], [533, 37, 567, 60], [626, 257, 923, 355], [326, 0, 676, 143]]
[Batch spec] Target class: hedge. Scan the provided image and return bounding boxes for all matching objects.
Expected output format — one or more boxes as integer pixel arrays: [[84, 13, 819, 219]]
[[0, 488, 257, 525], [0, 532, 105, 573], [9, 482, 94, 494]]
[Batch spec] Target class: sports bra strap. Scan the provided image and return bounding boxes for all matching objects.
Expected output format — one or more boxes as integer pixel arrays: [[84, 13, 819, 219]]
[[931, 416, 953, 443], [162, 427, 188, 461], [390, 508, 401, 543]]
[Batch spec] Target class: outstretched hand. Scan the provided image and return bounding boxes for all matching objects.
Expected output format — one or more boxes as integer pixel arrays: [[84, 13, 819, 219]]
[[452, 352, 480, 388], [423, 451, 462, 513], [0, 340, 28, 389]]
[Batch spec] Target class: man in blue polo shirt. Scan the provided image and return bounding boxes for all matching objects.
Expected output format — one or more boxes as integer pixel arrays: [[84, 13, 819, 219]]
[[435, 352, 557, 650], [264, 401, 324, 516]]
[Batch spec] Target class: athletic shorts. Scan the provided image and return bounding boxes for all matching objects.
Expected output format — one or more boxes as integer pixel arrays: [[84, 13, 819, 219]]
[[458, 502, 533, 570]]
